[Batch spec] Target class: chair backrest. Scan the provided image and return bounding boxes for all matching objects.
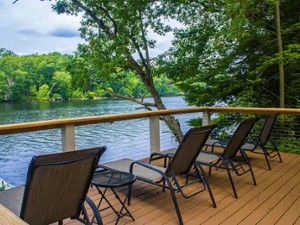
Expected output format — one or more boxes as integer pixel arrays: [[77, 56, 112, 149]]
[[225, 118, 259, 159], [167, 125, 216, 176], [20, 147, 106, 225], [258, 114, 278, 146]]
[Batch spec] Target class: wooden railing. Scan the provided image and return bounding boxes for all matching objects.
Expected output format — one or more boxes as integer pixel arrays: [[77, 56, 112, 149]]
[[0, 107, 299, 152]]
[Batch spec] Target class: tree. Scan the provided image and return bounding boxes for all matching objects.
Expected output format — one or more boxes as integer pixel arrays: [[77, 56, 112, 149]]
[[0, 49, 72, 101], [37, 84, 50, 101], [46, 0, 205, 142], [51, 71, 72, 99], [161, 0, 300, 108]]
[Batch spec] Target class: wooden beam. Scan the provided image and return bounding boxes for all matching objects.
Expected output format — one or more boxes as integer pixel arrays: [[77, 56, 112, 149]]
[[61, 124, 76, 152], [149, 116, 160, 153]]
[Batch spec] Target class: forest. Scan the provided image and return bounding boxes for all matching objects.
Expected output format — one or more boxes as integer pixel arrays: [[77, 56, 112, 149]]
[[0, 49, 180, 101]]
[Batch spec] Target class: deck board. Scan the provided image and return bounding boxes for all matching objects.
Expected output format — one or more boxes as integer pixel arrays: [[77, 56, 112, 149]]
[[67, 152, 300, 225]]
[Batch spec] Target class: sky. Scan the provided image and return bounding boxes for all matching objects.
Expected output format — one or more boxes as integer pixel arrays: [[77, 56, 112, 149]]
[[0, 0, 84, 55], [0, 0, 176, 56]]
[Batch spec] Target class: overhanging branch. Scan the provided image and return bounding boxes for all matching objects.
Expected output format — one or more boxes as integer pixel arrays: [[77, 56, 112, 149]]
[[101, 86, 156, 108]]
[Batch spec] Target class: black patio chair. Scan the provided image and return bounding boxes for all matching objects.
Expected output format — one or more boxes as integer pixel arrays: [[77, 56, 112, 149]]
[[241, 114, 283, 170], [150, 118, 259, 199], [0, 147, 106, 225], [100, 125, 216, 225]]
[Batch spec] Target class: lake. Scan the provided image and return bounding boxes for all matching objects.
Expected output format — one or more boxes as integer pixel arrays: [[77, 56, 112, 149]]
[[0, 96, 201, 186]]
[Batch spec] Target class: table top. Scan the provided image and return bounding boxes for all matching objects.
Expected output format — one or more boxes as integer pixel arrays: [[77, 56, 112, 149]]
[[92, 170, 136, 188]]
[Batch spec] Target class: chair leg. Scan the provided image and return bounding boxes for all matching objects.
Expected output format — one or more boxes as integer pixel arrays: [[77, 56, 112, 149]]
[[164, 156, 168, 167], [273, 142, 283, 163], [199, 169, 217, 208], [162, 179, 166, 192], [165, 178, 183, 225], [250, 165, 257, 186], [262, 146, 272, 170], [208, 164, 212, 175], [242, 150, 257, 186], [127, 183, 132, 206], [226, 165, 238, 199], [246, 157, 257, 186], [277, 149, 283, 163]]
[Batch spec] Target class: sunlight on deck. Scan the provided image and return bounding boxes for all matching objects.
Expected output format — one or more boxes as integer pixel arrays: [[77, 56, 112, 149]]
[[67, 152, 300, 225]]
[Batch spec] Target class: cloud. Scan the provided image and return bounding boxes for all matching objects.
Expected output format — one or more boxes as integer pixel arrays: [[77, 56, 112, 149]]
[[0, 0, 177, 56], [49, 28, 80, 38], [0, 0, 83, 55], [17, 29, 43, 36]]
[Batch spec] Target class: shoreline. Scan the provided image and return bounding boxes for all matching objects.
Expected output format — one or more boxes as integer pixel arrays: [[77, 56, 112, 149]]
[[0, 94, 184, 104]]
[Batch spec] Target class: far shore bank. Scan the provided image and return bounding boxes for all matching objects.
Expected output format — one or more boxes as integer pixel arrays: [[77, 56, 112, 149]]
[[0, 94, 184, 104]]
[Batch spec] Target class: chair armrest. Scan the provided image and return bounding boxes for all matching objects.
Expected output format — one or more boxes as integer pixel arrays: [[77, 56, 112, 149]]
[[149, 152, 167, 163]]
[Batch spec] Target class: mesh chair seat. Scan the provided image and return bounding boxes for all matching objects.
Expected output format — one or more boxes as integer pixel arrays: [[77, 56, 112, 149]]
[[197, 152, 220, 164], [242, 143, 256, 151], [155, 148, 220, 164], [103, 158, 167, 181], [205, 139, 222, 147]]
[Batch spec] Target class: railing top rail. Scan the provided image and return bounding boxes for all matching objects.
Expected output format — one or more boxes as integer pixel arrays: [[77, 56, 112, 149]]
[[208, 107, 300, 115], [0, 107, 299, 135]]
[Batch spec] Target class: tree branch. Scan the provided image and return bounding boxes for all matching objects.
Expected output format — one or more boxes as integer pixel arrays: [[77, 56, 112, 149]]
[[138, 7, 151, 70], [101, 86, 156, 108], [71, 0, 113, 36], [130, 36, 149, 71], [261, 87, 279, 99], [124, 49, 148, 78], [98, 5, 118, 34]]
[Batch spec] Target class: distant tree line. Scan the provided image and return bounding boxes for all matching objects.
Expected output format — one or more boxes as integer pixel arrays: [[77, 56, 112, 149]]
[[0, 48, 180, 102]]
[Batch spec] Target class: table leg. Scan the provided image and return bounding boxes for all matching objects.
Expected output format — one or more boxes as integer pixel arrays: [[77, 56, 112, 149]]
[[112, 183, 135, 225], [95, 186, 119, 215]]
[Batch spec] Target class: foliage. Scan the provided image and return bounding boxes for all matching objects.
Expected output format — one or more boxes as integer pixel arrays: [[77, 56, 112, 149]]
[[0, 51, 70, 101], [0, 48, 180, 102], [37, 84, 50, 101], [160, 0, 300, 108]]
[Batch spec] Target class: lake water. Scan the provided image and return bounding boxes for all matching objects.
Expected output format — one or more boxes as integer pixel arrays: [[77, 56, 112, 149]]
[[0, 96, 201, 186]]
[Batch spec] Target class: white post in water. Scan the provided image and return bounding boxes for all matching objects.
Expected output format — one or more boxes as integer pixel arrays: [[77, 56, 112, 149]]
[[202, 110, 211, 126], [61, 124, 76, 152], [149, 116, 160, 153]]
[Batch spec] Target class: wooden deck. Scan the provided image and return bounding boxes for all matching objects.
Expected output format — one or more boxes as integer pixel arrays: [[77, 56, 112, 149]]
[[67, 151, 300, 225]]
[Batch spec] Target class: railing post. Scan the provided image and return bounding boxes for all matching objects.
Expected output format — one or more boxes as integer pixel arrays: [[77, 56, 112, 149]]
[[149, 116, 160, 153], [61, 124, 76, 152], [202, 110, 211, 126]]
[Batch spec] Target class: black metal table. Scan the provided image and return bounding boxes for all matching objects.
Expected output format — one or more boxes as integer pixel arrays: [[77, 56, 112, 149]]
[[92, 169, 136, 225]]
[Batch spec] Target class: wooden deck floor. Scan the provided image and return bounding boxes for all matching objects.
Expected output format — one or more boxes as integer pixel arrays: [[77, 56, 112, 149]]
[[67, 151, 300, 225]]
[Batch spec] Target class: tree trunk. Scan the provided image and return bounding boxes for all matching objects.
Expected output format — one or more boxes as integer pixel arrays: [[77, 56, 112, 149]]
[[275, 0, 285, 108], [145, 79, 184, 143], [125, 52, 184, 143]]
